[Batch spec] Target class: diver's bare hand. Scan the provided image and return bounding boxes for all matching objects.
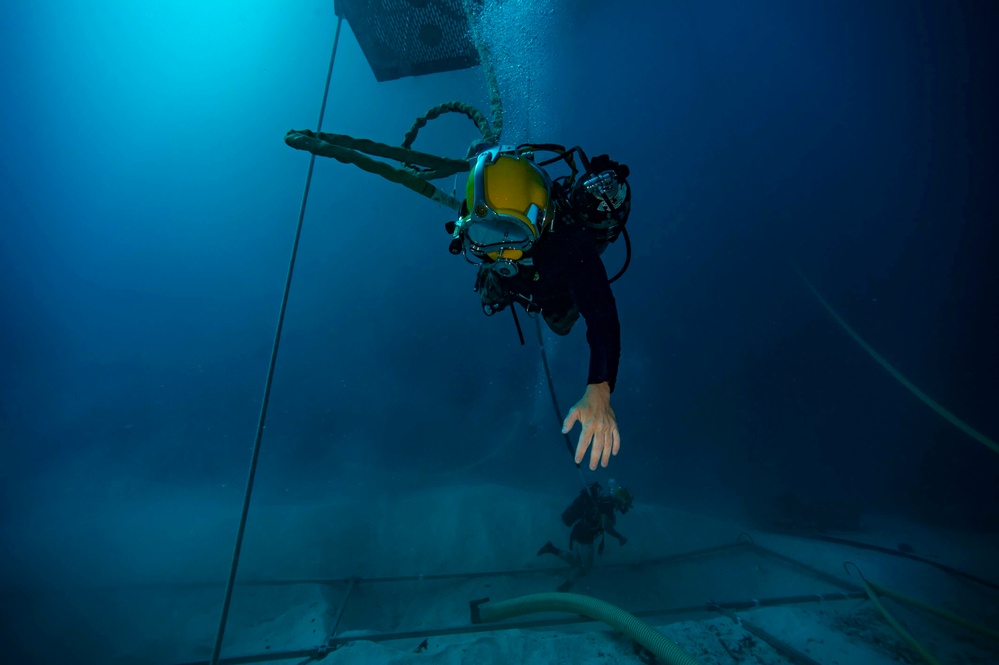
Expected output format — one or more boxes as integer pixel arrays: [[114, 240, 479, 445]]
[[562, 382, 620, 470]]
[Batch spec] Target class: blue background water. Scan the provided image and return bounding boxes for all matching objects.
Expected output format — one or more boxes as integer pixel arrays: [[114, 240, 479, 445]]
[[1, 0, 996, 603]]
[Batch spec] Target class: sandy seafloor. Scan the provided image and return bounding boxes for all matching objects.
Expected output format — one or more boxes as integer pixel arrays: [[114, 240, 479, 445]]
[[3, 479, 997, 664]]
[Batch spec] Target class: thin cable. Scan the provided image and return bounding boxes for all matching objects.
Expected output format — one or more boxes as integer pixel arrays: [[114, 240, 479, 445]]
[[208, 15, 343, 665], [511, 303, 525, 345], [534, 316, 592, 492], [534, 315, 574, 460]]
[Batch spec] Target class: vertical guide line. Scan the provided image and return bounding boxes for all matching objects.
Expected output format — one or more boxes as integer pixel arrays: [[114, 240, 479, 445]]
[[209, 15, 344, 665]]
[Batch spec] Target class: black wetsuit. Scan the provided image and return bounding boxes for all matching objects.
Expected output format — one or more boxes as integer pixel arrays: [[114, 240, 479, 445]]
[[569, 496, 618, 546], [506, 223, 622, 391]]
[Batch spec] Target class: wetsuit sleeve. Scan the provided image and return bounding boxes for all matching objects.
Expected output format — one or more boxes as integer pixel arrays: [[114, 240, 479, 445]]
[[563, 237, 622, 392]]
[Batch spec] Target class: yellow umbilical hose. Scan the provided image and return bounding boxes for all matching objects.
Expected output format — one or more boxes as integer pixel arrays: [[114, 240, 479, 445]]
[[866, 580, 999, 642], [471, 592, 702, 665], [797, 270, 999, 456], [847, 568, 942, 665], [844, 562, 999, 664]]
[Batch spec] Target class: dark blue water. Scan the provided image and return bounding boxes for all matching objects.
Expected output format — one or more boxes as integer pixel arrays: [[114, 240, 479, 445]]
[[1, 1, 996, 662]]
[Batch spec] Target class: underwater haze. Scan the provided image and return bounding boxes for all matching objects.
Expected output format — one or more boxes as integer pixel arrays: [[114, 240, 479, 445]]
[[1, 0, 997, 661]]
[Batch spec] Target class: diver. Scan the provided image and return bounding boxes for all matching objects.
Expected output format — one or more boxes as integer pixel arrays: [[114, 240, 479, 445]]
[[446, 145, 632, 470], [537, 480, 633, 591]]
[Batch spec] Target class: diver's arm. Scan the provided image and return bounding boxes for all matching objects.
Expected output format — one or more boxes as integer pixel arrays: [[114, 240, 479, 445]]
[[605, 524, 627, 544], [601, 504, 628, 544], [570, 243, 621, 391], [561, 238, 622, 469]]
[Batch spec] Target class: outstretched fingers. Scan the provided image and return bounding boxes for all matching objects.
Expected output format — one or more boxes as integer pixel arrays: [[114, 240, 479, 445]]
[[600, 430, 613, 468], [575, 423, 593, 467]]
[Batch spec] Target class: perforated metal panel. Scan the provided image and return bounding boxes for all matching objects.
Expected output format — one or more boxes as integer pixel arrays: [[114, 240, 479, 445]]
[[336, 0, 480, 81]]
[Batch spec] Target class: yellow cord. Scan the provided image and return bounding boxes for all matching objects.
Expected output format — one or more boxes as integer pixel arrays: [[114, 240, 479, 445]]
[[798, 270, 999, 456]]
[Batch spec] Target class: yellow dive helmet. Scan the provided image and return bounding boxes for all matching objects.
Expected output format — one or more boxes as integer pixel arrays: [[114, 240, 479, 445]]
[[449, 145, 554, 277]]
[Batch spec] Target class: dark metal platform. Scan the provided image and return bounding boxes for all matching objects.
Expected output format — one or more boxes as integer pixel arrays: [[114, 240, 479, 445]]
[[335, 0, 480, 81]]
